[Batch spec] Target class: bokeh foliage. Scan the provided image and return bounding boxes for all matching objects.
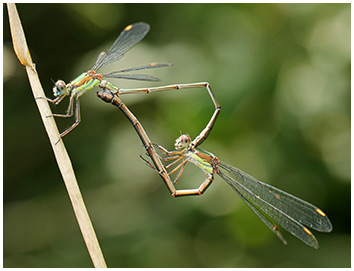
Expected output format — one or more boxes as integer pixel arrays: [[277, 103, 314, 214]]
[[3, 3, 350, 268]]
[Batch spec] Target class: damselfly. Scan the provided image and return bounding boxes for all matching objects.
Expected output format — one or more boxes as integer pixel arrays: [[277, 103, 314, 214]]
[[44, 22, 173, 139], [150, 134, 332, 248], [94, 26, 331, 249], [97, 80, 220, 195], [97, 85, 331, 248]]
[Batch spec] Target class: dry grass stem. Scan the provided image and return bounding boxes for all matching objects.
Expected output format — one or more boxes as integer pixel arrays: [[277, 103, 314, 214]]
[[7, 3, 107, 268]]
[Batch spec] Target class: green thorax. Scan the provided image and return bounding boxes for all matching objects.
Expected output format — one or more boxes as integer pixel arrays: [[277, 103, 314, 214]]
[[70, 71, 102, 95], [187, 148, 216, 174]]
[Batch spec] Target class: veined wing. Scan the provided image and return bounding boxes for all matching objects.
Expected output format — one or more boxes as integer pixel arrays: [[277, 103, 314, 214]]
[[102, 63, 172, 81], [218, 171, 288, 245], [219, 162, 332, 248], [92, 22, 150, 71], [105, 63, 172, 73], [219, 162, 332, 232], [103, 73, 160, 81]]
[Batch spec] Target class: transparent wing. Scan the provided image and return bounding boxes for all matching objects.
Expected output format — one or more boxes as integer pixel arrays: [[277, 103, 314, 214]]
[[101, 63, 172, 81], [94, 51, 107, 67], [92, 22, 150, 71], [219, 162, 332, 232], [103, 73, 160, 81], [105, 63, 172, 73], [219, 162, 332, 248], [218, 171, 288, 245]]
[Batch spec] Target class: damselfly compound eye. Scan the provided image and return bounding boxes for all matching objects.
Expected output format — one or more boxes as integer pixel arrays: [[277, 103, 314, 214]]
[[181, 134, 191, 144], [53, 80, 67, 96], [174, 134, 191, 150]]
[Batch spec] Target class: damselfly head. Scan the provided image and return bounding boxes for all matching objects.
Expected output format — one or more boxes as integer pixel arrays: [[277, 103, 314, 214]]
[[53, 80, 68, 97], [175, 134, 191, 150]]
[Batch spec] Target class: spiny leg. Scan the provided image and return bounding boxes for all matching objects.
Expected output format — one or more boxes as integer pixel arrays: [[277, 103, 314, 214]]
[[140, 150, 186, 184], [153, 143, 186, 156], [57, 97, 81, 140], [172, 159, 187, 184], [153, 144, 215, 195], [150, 143, 182, 163], [167, 157, 188, 176], [140, 154, 156, 171], [165, 155, 185, 169], [36, 95, 66, 105], [143, 152, 214, 196], [48, 94, 75, 118], [165, 155, 184, 162]]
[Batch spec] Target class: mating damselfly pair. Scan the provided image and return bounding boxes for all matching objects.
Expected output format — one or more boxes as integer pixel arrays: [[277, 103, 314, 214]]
[[46, 22, 332, 249]]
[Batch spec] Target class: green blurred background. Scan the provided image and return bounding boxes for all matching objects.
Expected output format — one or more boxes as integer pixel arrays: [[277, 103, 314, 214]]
[[3, 3, 350, 268]]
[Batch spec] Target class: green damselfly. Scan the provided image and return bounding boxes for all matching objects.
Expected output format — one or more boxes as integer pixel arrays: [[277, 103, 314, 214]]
[[97, 90, 332, 249], [151, 134, 332, 248], [45, 22, 172, 139], [94, 24, 331, 249], [97, 78, 221, 196]]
